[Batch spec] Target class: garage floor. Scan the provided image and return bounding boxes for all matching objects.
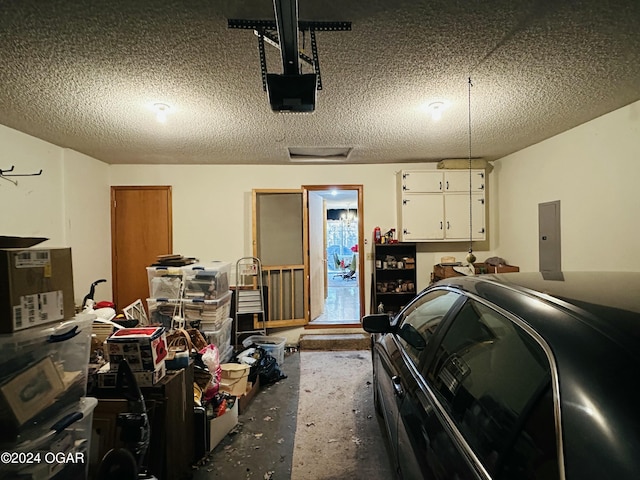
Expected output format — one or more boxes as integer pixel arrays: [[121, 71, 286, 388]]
[[192, 350, 394, 479]]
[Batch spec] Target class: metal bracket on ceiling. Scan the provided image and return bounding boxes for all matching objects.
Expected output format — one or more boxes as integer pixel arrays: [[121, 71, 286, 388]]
[[227, 19, 352, 33], [228, 18, 351, 91]]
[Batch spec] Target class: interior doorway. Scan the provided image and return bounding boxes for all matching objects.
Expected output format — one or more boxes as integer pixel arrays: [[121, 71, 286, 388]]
[[304, 185, 364, 327]]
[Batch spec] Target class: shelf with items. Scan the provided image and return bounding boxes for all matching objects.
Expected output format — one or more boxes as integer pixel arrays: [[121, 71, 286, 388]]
[[431, 262, 520, 283], [372, 242, 417, 316]]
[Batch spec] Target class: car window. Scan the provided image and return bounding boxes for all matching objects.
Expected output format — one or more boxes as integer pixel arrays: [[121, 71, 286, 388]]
[[397, 289, 461, 365], [426, 299, 555, 476], [499, 385, 560, 480]]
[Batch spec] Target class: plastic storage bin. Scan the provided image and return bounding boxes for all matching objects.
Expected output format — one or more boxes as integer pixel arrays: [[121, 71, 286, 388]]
[[0, 314, 94, 440], [242, 335, 286, 365], [146, 299, 182, 328], [182, 291, 232, 330], [219, 344, 234, 364], [181, 262, 231, 301], [147, 266, 184, 299], [0, 396, 97, 479], [203, 317, 233, 352]]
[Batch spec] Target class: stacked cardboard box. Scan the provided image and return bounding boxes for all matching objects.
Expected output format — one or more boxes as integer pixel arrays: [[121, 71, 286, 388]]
[[0, 246, 97, 479], [0, 248, 75, 334]]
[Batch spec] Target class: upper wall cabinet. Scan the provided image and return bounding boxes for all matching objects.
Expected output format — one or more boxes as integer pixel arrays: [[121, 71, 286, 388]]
[[401, 170, 485, 193], [397, 169, 487, 242]]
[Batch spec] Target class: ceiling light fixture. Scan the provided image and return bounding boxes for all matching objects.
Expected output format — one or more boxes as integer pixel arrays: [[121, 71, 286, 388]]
[[153, 103, 170, 123], [428, 101, 445, 121]]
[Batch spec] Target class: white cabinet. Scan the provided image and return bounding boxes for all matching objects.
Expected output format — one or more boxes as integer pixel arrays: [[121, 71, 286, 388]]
[[400, 170, 485, 193], [442, 170, 485, 193], [443, 193, 486, 240], [398, 169, 487, 242], [401, 171, 444, 193], [401, 193, 444, 240]]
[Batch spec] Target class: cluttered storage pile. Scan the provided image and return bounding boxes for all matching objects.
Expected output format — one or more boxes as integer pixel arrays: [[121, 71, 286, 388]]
[[193, 337, 288, 457], [129, 256, 288, 459], [0, 247, 96, 480]]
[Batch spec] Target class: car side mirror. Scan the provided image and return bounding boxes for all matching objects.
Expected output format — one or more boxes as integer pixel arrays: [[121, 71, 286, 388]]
[[399, 324, 426, 350], [362, 314, 393, 333]]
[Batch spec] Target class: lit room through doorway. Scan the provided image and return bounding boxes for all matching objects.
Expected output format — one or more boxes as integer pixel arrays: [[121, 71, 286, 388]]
[[309, 189, 360, 325]]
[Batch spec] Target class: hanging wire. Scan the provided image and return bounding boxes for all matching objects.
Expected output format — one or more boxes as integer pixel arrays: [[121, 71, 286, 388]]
[[467, 77, 476, 264]]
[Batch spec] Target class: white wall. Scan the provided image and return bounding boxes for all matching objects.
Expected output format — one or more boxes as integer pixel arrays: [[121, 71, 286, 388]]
[[493, 100, 640, 272], [0, 125, 65, 242], [108, 163, 404, 312], [5, 98, 638, 313], [0, 124, 112, 306], [109, 163, 491, 308], [62, 149, 112, 303]]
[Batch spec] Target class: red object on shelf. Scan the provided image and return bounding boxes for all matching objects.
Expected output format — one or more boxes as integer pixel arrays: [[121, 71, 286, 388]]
[[373, 227, 381, 244], [95, 301, 115, 309]]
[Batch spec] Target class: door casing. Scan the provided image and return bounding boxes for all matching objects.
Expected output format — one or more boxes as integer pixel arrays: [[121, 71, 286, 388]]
[[303, 184, 365, 326]]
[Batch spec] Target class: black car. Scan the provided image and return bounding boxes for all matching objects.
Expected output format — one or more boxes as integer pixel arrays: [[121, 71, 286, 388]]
[[363, 271, 640, 480]]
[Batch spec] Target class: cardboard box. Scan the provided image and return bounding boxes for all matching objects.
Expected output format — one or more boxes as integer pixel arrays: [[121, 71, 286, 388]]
[[0, 356, 65, 426], [208, 400, 238, 450], [106, 327, 168, 372], [0, 248, 75, 333], [219, 363, 250, 396], [238, 377, 260, 415], [97, 362, 166, 388], [474, 263, 520, 274]]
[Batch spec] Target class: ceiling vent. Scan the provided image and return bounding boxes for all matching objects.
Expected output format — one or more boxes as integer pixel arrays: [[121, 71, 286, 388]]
[[288, 147, 352, 163]]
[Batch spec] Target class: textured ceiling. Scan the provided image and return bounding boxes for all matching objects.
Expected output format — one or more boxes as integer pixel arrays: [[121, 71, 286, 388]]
[[1, 0, 639, 165]]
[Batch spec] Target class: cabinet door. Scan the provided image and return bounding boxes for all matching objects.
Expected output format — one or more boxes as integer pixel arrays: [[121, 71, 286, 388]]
[[443, 170, 485, 192], [401, 171, 443, 193], [444, 193, 486, 240], [401, 194, 444, 240]]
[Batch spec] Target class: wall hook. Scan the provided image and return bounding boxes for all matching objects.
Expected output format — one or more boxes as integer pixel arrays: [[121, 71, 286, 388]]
[[0, 165, 43, 186]]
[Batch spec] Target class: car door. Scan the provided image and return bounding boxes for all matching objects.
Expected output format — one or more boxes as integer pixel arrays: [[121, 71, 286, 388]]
[[418, 298, 556, 479], [380, 289, 463, 479]]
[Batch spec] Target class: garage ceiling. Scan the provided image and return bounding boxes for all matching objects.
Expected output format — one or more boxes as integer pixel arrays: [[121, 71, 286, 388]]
[[1, 0, 639, 165]]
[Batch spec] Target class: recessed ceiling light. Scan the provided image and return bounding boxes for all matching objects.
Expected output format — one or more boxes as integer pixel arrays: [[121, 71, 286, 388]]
[[153, 103, 170, 123], [427, 101, 446, 121]]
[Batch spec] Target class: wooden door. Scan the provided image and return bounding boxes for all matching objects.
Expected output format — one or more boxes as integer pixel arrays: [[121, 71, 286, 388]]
[[253, 189, 308, 327], [111, 186, 172, 311], [308, 191, 326, 321]]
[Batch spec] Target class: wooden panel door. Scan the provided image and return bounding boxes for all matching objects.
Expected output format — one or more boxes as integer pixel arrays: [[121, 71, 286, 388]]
[[253, 189, 308, 328], [111, 186, 172, 311]]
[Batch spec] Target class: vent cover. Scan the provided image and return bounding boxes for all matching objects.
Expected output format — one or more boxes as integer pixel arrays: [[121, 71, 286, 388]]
[[288, 147, 352, 163]]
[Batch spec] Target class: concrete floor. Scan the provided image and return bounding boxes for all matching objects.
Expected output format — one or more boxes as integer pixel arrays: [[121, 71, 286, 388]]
[[192, 350, 395, 480]]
